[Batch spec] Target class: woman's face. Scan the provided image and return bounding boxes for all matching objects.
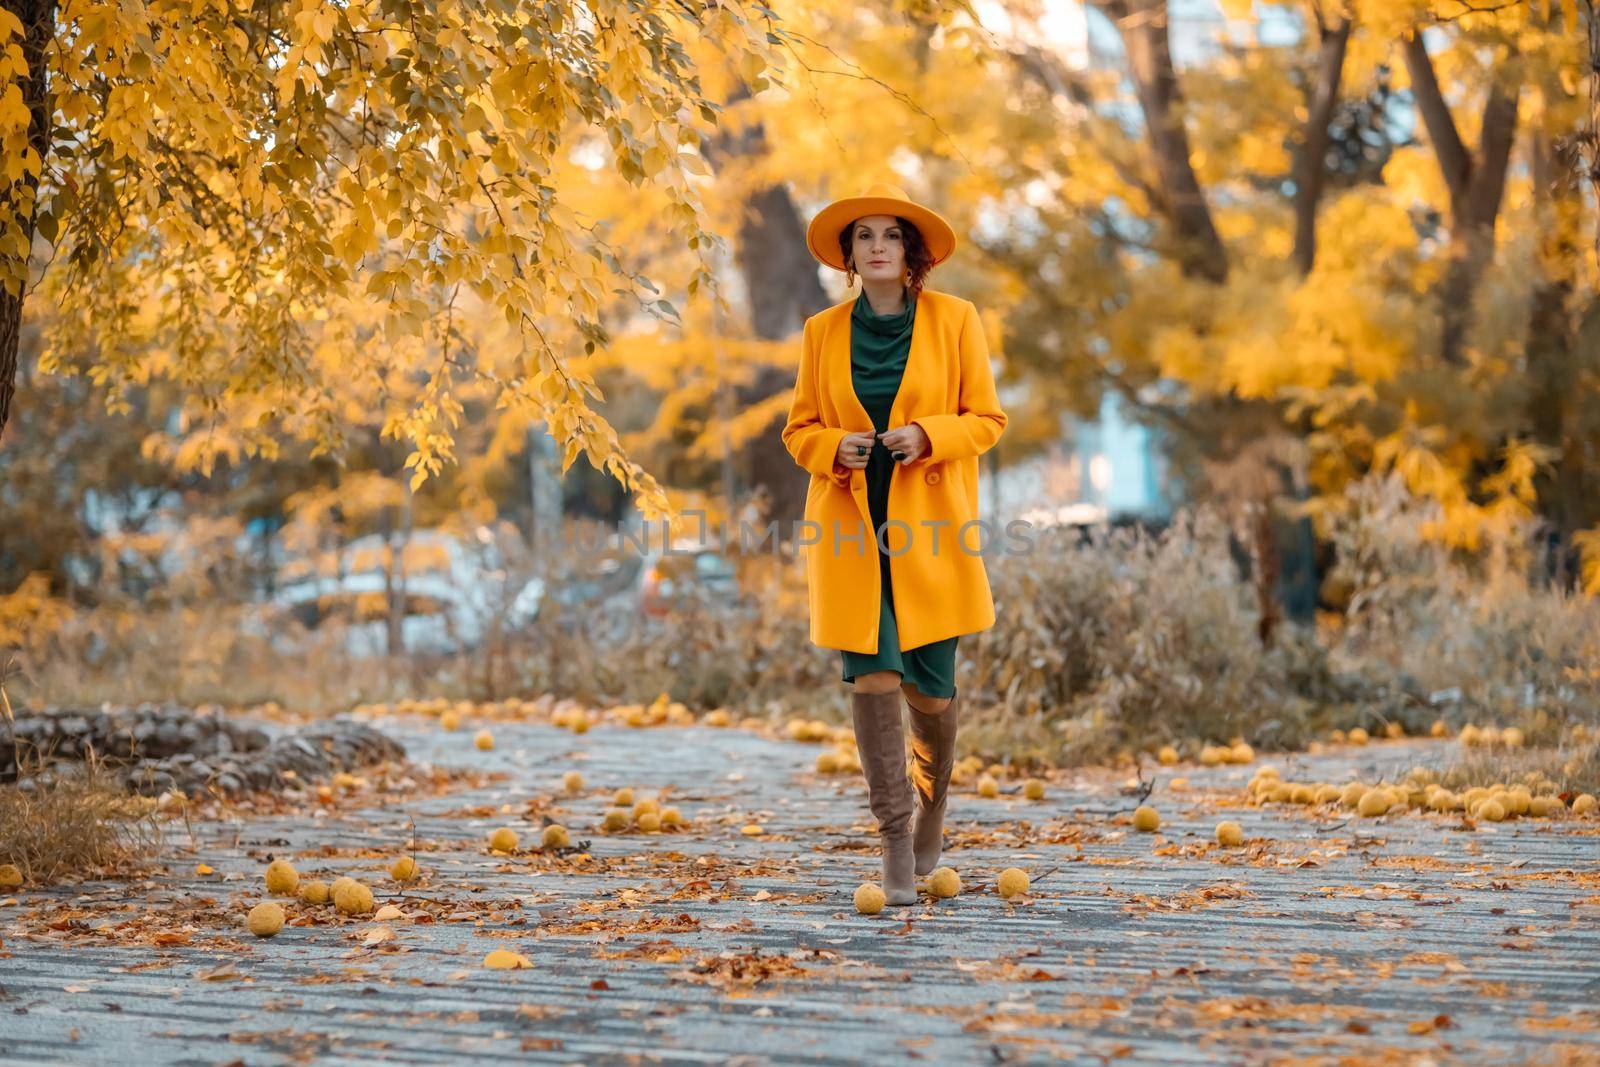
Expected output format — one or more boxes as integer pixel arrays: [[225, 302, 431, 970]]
[[849, 214, 905, 283]]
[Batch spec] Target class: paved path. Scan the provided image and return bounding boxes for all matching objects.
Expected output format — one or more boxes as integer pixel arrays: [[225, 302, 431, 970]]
[[2, 716, 1598, 1065]]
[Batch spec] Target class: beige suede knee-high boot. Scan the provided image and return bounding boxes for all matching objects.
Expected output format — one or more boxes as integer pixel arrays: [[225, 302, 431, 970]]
[[908, 686, 961, 876], [849, 688, 918, 905]]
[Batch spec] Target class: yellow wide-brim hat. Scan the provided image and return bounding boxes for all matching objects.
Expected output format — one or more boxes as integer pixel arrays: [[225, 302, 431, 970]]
[[805, 181, 957, 273]]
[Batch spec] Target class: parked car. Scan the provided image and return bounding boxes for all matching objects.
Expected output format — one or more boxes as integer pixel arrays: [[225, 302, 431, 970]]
[[636, 544, 741, 617], [270, 528, 544, 656]]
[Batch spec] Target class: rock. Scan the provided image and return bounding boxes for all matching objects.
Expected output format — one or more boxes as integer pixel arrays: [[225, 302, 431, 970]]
[[3, 707, 406, 799]]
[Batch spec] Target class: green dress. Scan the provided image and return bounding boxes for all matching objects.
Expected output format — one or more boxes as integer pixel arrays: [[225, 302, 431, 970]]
[[838, 287, 959, 699]]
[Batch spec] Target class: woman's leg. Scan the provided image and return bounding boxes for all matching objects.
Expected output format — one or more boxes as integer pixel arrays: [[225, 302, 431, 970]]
[[901, 638, 961, 875], [848, 670, 917, 904]]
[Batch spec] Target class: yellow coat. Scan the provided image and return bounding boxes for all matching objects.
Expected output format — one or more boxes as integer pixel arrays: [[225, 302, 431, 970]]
[[781, 287, 1007, 654]]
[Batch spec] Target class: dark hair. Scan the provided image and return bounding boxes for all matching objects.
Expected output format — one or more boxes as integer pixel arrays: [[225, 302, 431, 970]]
[[837, 215, 934, 302]]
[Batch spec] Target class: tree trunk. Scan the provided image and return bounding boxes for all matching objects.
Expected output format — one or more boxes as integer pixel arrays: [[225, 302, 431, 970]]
[[700, 74, 833, 525], [1099, 0, 1229, 284], [1293, 16, 1351, 276], [1401, 30, 1520, 366], [0, 0, 56, 445]]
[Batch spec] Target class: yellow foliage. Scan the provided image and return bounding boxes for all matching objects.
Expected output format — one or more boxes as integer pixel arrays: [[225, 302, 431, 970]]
[[0, 573, 73, 647]]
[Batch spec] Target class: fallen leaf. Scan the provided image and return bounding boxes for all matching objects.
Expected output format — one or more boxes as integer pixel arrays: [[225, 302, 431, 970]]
[[484, 949, 533, 970], [197, 962, 240, 982]]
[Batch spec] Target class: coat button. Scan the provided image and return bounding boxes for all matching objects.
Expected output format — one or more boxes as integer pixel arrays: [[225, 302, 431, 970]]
[[924, 470, 941, 486]]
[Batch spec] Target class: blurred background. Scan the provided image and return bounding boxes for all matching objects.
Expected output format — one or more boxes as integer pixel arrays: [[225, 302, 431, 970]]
[[1, 0, 1596, 764]]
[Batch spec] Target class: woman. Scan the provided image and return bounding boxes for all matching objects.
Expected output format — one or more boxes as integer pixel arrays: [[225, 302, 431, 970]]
[[781, 181, 1007, 905]]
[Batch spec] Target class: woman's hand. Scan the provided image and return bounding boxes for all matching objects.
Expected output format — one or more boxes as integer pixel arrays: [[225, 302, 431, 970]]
[[879, 423, 931, 464], [834, 431, 877, 470]]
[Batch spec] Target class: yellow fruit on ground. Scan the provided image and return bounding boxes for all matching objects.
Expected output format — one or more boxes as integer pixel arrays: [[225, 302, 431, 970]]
[[602, 807, 629, 831], [1328, 729, 1346, 743], [570, 716, 590, 735], [389, 856, 419, 883], [631, 798, 659, 819], [333, 880, 375, 916], [1313, 784, 1342, 805], [660, 806, 685, 827], [1528, 796, 1558, 817], [474, 729, 495, 750], [1384, 721, 1405, 739], [563, 771, 584, 794], [638, 812, 662, 833], [704, 709, 732, 727], [855, 883, 886, 914], [816, 751, 840, 774], [977, 775, 999, 798], [1572, 794, 1597, 815], [264, 859, 299, 896], [300, 880, 331, 904], [1133, 806, 1160, 832], [613, 787, 634, 807], [1339, 783, 1366, 808], [329, 876, 356, 897], [484, 948, 533, 970], [541, 825, 571, 849], [997, 868, 1030, 898], [1169, 777, 1189, 791], [928, 867, 961, 898], [1229, 743, 1254, 764], [1157, 745, 1179, 765], [1501, 727, 1525, 748], [1215, 821, 1244, 847], [1505, 788, 1532, 816], [1257, 765, 1281, 780], [440, 710, 461, 731], [1290, 784, 1315, 805], [1357, 790, 1391, 817], [1198, 745, 1223, 766], [1269, 783, 1295, 804], [1023, 778, 1046, 800], [1347, 727, 1369, 746], [1430, 719, 1449, 738], [1477, 799, 1507, 822], [247, 902, 285, 937], [488, 827, 519, 852], [0, 864, 22, 889]]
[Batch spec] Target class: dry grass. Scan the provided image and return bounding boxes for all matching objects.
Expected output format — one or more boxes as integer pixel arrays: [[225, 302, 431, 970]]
[[1322, 474, 1600, 742], [0, 752, 165, 885], [1437, 737, 1600, 797]]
